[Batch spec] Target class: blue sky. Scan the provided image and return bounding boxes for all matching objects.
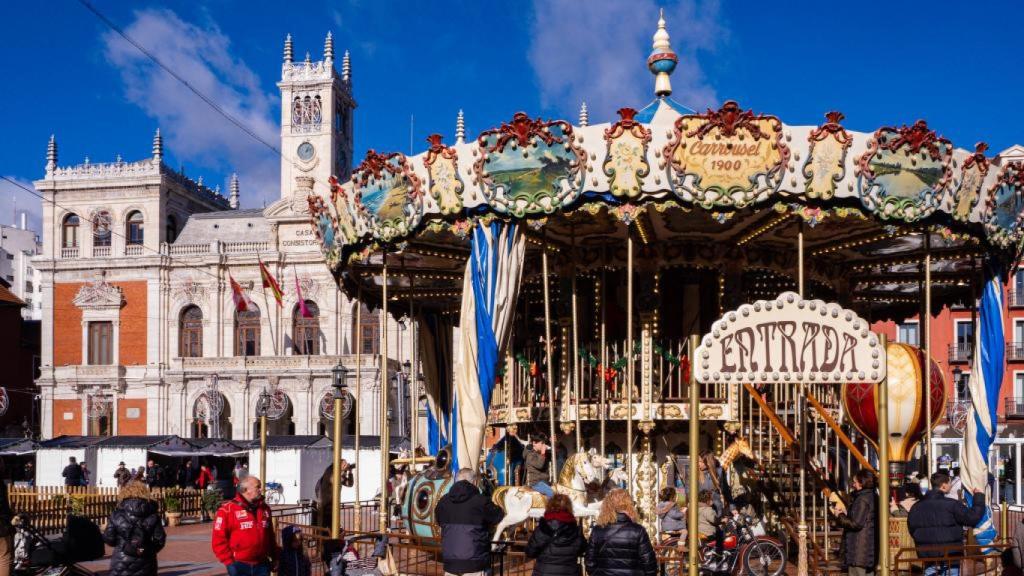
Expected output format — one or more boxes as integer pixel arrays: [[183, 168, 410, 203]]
[[2, 0, 1023, 232]]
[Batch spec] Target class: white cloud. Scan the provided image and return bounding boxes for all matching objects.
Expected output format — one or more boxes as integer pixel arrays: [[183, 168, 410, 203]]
[[528, 0, 723, 123], [102, 9, 280, 207], [0, 176, 43, 233]]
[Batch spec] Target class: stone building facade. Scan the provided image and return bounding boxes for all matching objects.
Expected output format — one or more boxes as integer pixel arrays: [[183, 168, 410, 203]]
[[33, 35, 411, 442]]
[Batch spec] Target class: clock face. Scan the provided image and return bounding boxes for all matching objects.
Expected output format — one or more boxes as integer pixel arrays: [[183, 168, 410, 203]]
[[297, 142, 315, 161]]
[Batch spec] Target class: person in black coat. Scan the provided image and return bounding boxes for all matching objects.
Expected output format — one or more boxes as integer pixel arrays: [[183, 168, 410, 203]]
[[102, 481, 167, 576], [831, 469, 877, 576], [144, 460, 162, 487], [61, 457, 83, 487], [435, 468, 505, 575], [907, 471, 985, 560], [176, 461, 196, 489], [585, 489, 657, 576], [526, 493, 586, 576]]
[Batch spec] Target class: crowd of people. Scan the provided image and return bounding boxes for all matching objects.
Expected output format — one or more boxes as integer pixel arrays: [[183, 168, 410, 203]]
[[58, 457, 222, 490]]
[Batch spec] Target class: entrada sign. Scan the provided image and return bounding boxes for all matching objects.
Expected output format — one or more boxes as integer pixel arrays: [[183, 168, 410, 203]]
[[696, 292, 885, 385]]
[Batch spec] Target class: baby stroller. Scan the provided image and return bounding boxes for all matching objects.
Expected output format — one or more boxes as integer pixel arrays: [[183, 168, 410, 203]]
[[321, 532, 385, 576], [13, 513, 104, 576]]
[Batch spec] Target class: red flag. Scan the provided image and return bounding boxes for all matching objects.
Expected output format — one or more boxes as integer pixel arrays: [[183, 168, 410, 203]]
[[295, 270, 313, 318], [229, 274, 255, 312], [259, 258, 283, 307]]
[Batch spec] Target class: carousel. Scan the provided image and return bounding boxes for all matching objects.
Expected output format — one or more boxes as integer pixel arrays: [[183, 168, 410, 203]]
[[307, 12, 1023, 576]]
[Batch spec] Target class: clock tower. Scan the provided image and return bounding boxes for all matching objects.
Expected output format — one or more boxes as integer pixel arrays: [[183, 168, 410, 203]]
[[277, 33, 355, 200]]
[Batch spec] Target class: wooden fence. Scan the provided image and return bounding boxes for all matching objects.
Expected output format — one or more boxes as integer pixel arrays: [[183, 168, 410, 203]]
[[9, 485, 210, 535]]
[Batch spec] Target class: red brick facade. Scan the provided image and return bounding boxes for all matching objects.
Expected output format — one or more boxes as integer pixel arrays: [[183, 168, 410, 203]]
[[52, 399, 81, 437], [117, 398, 147, 435], [52, 281, 147, 366]]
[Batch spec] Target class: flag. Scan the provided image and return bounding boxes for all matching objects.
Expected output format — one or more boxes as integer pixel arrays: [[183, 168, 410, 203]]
[[962, 261, 1005, 549], [452, 221, 525, 471], [229, 274, 255, 312], [259, 258, 283, 307], [294, 270, 312, 318]]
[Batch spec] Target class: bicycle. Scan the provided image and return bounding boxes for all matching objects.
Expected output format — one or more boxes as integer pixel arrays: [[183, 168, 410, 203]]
[[265, 481, 285, 504]]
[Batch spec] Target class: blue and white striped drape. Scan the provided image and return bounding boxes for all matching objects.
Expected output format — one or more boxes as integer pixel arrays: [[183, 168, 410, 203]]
[[452, 221, 525, 471], [418, 311, 453, 456], [962, 261, 1006, 547]]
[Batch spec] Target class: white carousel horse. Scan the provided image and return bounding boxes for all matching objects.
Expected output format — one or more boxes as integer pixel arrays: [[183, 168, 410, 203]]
[[491, 449, 609, 541]]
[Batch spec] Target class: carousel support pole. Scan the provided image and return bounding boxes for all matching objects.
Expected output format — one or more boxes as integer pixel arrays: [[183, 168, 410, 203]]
[[331, 388, 344, 538], [259, 413, 267, 487], [627, 230, 635, 488], [797, 221, 809, 576], [379, 260, 390, 534], [878, 334, 890, 576], [599, 269, 607, 453], [572, 266, 581, 453], [542, 237, 557, 483], [409, 276, 418, 461], [687, 334, 700, 576], [354, 288, 363, 531], [923, 233, 932, 471]]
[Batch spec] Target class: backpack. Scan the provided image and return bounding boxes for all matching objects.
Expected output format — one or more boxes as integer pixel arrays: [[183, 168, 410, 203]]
[[119, 513, 151, 558]]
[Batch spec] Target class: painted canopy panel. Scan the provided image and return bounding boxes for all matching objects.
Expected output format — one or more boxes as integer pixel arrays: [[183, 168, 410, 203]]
[[307, 102, 1024, 268]]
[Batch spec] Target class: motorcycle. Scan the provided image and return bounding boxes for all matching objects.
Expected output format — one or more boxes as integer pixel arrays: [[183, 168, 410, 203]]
[[699, 514, 786, 576]]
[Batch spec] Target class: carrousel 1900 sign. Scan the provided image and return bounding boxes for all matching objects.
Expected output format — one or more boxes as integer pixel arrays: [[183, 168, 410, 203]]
[[695, 292, 886, 385]]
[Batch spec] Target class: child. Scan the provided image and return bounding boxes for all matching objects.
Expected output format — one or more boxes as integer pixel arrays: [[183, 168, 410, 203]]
[[657, 487, 685, 543], [279, 525, 312, 576], [697, 490, 724, 569]]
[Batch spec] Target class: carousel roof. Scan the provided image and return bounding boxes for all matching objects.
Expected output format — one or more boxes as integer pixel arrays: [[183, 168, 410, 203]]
[[307, 12, 1024, 319]]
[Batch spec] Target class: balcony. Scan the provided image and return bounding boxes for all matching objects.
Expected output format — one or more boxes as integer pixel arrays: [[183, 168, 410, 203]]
[[1011, 291, 1024, 308], [948, 343, 973, 363], [125, 244, 144, 256], [1006, 397, 1024, 419], [60, 247, 79, 259], [92, 245, 111, 257], [1008, 342, 1024, 362], [169, 354, 400, 375]]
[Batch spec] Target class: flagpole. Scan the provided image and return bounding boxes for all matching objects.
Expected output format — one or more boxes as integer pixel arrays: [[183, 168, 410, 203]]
[[258, 258, 280, 356]]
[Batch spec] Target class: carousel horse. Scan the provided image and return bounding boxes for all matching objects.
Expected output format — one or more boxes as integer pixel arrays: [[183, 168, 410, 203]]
[[490, 449, 609, 541]]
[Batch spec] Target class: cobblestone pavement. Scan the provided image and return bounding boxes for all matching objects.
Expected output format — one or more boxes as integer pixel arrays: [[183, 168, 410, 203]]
[[78, 521, 224, 575]]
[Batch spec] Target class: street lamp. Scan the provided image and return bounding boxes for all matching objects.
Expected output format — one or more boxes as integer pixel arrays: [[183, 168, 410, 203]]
[[330, 362, 348, 538], [256, 387, 271, 486], [952, 366, 964, 400]]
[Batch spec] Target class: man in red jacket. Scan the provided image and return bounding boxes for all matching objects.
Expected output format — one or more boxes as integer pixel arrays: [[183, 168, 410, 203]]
[[212, 475, 279, 575]]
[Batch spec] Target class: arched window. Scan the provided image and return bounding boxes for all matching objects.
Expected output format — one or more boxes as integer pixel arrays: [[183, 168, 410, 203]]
[[166, 215, 178, 243], [179, 306, 203, 358], [92, 210, 112, 247], [126, 211, 144, 245], [293, 301, 320, 355], [359, 304, 380, 355], [235, 304, 261, 357], [62, 214, 79, 248]]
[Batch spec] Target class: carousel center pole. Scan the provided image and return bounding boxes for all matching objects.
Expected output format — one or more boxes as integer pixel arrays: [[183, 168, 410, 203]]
[[687, 333, 700, 576], [878, 333, 891, 576], [599, 269, 607, 454], [571, 228, 581, 453], [923, 233, 932, 472], [354, 287, 363, 531], [797, 221, 808, 576], [410, 275, 418, 461], [626, 228, 635, 488], [379, 259, 390, 534], [542, 235, 557, 483]]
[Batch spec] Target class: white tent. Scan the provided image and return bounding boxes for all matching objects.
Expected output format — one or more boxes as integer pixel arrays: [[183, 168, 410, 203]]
[[248, 436, 332, 505], [94, 436, 196, 487], [35, 436, 103, 486]]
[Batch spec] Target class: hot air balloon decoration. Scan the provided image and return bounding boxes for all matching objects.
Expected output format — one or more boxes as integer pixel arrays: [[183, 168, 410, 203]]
[[842, 342, 946, 482]]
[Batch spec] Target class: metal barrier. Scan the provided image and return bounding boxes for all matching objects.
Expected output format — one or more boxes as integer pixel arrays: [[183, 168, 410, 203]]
[[894, 543, 1011, 576]]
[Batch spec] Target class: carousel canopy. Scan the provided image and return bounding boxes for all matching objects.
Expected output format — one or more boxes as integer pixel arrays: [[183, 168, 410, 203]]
[[308, 14, 1023, 321]]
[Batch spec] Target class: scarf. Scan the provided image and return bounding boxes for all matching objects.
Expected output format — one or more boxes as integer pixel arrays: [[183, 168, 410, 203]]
[[543, 510, 576, 524]]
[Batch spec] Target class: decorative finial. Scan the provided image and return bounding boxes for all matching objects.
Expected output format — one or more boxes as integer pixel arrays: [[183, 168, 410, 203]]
[[197, 175, 204, 188], [152, 128, 163, 162], [579, 102, 589, 127], [324, 32, 334, 63], [115, 154, 122, 163], [455, 109, 465, 145], [647, 9, 678, 98], [229, 173, 240, 209], [283, 34, 293, 63], [46, 134, 57, 175], [342, 50, 351, 83], [304, 51, 311, 65]]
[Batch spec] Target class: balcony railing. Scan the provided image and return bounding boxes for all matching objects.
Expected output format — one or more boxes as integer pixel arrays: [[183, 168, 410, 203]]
[[1011, 290, 1024, 308], [1008, 342, 1024, 362], [1006, 397, 1024, 419], [92, 245, 111, 257], [60, 247, 78, 259], [125, 244, 144, 256], [949, 343, 973, 363]]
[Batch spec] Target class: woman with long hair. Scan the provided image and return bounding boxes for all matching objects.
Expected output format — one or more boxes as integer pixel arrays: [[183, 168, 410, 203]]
[[585, 489, 657, 576], [102, 481, 166, 576], [525, 493, 586, 576]]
